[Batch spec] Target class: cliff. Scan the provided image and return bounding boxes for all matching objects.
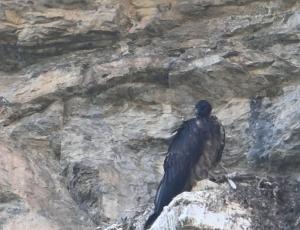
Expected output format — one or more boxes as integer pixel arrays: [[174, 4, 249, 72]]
[[0, 0, 299, 229]]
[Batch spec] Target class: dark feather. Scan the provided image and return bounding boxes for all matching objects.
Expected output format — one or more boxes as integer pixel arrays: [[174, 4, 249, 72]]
[[145, 118, 209, 229], [210, 116, 225, 166], [144, 212, 159, 229], [145, 114, 225, 229]]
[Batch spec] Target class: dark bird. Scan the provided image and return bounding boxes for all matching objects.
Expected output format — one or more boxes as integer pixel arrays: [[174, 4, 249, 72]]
[[144, 100, 225, 229]]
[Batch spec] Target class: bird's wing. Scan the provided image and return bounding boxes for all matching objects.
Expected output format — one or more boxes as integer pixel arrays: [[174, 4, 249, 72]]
[[164, 119, 205, 172], [210, 116, 225, 165], [153, 119, 207, 213]]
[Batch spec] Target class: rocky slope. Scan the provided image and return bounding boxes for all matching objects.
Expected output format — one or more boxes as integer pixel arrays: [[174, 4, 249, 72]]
[[0, 0, 299, 229]]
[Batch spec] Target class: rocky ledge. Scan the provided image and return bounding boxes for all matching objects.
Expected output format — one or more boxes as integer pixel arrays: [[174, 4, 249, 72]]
[[107, 177, 300, 229]]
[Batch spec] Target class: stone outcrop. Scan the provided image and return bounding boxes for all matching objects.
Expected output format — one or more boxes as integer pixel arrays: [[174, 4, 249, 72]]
[[150, 180, 252, 230], [106, 177, 300, 229], [0, 0, 299, 229]]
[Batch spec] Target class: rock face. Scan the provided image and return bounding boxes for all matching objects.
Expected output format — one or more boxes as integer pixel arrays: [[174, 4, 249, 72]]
[[0, 0, 299, 229], [150, 180, 252, 230], [148, 177, 300, 230]]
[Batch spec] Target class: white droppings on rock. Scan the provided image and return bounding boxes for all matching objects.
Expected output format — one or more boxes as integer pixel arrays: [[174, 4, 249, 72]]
[[190, 55, 224, 68]]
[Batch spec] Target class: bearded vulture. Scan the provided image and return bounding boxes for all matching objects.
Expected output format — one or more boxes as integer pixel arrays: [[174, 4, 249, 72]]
[[144, 100, 225, 229]]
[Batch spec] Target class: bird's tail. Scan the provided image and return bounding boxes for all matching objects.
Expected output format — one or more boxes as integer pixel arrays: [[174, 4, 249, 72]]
[[144, 178, 165, 229], [144, 212, 159, 229], [144, 172, 184, 229]]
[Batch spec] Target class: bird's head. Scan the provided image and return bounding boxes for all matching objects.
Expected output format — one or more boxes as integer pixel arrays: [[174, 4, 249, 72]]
[[195, 100, 212, 118]]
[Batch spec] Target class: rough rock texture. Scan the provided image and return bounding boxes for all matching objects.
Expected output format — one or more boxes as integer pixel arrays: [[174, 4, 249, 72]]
[[150, 180, 252, 230], [148, 177, 300, 230], [0, 0, 299, 229], [106, 177, 300, 230]]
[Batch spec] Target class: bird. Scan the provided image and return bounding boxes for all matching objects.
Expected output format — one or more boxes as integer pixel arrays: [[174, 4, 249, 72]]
[[144, 100, 225, 229]]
